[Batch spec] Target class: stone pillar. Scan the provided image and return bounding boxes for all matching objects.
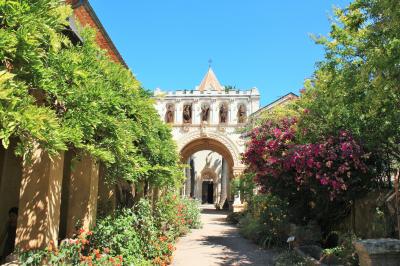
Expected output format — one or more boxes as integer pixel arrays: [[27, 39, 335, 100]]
[[229, 99, 235, 124], [16, 147, 64, 250], [65, 153, 99, 237], [219, 158, 228, 209], [190, 158, 195, 197], [97, 164, 116, 217], [232, 167, 245, 212], [210, 99, 217, 125], [184, 158, 191, 196], [175, 100, 182, 124], [192, 99, 199, 124]]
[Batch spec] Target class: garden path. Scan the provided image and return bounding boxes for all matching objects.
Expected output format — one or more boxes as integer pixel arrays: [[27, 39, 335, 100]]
[[172, 205, 277, 266]]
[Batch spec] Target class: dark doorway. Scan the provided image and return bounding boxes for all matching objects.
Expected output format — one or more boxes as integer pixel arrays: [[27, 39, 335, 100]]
[[202, 181, 214, 204]]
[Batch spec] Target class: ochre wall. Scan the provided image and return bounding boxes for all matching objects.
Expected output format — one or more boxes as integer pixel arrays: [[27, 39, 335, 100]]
[[15, 148, 64, 249], [97, 164, 116, 217], [65, 153, 99, 237]]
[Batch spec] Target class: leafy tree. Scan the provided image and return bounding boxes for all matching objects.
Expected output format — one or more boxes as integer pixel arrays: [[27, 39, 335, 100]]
[[0, 0, 182, 188], [296, 0, 400, 177]]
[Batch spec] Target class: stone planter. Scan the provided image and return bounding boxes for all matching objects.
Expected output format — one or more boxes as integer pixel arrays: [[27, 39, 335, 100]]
[[354, 238, 400, 266]]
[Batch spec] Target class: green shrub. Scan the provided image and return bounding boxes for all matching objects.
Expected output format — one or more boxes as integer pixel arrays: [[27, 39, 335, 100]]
[[226, 211, 246, 224], [92, 199, 166, 265], [180, 196, 202, 229], [18, 196, 201, 266], [321, 232, 359, 266], [91, 208, 146, 264], [239, 194, 289, 248], [274, 251, 314, 266], [18, 230, 123, 266], [91, 195, 201, 265], [155, 194, 201, 237]]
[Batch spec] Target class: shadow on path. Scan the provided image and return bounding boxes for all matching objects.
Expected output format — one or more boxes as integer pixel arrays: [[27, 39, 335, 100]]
[[173, 204, 277, 266]]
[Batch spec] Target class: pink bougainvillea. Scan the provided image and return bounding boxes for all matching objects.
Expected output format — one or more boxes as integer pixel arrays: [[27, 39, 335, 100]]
[[243, 118, 368, 200]]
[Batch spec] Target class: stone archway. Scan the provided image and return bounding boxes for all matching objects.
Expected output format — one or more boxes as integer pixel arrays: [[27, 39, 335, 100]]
[[179, 131, 244, 173], [179, 132, 245, 208]]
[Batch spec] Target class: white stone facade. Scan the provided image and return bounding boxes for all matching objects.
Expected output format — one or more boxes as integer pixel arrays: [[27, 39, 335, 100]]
[[153, 68, 260, 206]]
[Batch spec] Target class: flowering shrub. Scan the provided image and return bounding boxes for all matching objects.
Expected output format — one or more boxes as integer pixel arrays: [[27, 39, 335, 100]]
[[180, 196, 202, 230], [91, 199, 175, 265], [243, 118, 368, 199], [155, 194, 201, 238], [243, 117, 372, 228], [19, 230, 122, 266], [19, 195, 200, 266], [90, 207, 147, 265]]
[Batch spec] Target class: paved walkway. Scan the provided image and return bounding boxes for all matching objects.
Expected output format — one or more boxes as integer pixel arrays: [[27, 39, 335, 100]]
[[172, 205, 277, 266]]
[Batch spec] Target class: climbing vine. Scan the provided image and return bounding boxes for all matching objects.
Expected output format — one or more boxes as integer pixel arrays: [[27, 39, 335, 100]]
[[0, 0, 182, 186]]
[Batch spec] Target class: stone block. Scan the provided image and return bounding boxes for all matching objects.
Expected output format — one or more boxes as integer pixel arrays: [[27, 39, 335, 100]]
[[354, 238, 400, 266]]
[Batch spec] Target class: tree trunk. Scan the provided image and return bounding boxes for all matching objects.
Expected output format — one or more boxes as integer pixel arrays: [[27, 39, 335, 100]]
[[394, 170, 400, 239]]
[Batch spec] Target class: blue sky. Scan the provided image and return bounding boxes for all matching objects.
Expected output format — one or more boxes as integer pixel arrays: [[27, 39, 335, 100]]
[[90, 0, 350, 106]]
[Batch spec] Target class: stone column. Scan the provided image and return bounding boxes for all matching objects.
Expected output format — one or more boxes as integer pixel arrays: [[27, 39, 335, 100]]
[[97, 164, 116, 217], [16, 146, 64, 250], [192, 99, 199, 124], [65, 153, 99, 237], [175, 99, 182, 124], [210, 99, 217, 125], [229, 99, 235, 124], [184, 158, 191, 196], [232, 167, 245, 212], [219, 158, 228, 209]]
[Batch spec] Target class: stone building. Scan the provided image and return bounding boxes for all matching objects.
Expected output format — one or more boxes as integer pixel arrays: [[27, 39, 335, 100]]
[[154, 68, 260, 207], [250, 92, 298, 118], [0, 0, 122, 256]]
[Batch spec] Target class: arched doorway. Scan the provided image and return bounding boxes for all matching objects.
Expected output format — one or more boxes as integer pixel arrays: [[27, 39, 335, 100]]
[[180, 136, 243, 208], [200, 168, 217, 204]]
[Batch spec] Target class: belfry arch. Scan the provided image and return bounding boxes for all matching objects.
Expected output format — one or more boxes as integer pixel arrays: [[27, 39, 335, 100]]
[[179, 132, 245, 208]]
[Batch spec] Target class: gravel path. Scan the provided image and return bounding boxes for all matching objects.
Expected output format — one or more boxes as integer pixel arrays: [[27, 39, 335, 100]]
[[172, 205, 277, 266]]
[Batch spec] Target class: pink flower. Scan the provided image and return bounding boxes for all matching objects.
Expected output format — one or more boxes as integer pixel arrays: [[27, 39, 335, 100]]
[[320, 178, 329, 185], [273, 128, 282, 138], [267, 157, 278, 164]]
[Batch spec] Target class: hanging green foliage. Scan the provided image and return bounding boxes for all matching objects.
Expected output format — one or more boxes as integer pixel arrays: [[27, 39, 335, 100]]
[[0, 0, 182, 187]]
